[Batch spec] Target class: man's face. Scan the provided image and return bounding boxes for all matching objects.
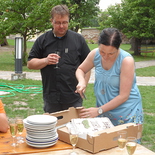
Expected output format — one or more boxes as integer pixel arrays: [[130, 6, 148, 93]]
[[51, 14, 69, 37]]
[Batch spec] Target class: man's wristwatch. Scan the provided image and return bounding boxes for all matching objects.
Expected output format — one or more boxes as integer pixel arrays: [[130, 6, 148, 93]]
[[98, 107, 103, 115]]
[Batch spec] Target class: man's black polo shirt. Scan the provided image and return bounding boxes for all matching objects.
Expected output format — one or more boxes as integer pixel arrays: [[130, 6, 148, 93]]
[[28, 30, 90, 112]]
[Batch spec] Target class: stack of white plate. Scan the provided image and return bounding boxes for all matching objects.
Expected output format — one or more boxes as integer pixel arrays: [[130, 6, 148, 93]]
[[23, 114, 58, 148]]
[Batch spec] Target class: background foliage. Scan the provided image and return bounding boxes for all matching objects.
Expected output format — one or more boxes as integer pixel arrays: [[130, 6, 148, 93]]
[[99, 0, 155, 38], [98, 0, 155, 55], [0, 0, 100, 64]]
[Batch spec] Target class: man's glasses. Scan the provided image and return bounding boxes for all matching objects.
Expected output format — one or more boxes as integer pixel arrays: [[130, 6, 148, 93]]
[[53, 21, 69, 26]]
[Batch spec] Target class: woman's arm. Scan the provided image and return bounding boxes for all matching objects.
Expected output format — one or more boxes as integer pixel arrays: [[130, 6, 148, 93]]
[[75, 49, 96, 96], [0, 113, 9, 133]]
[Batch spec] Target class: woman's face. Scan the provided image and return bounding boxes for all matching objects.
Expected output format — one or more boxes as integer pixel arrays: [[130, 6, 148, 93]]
[[99, 44, 118, 61]]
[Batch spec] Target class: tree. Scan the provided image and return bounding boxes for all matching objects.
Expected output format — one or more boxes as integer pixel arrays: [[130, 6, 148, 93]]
[[0, 0, 100, 65], [98, 0, 155, 55], [0, 12, 8, 46], [63, 0, 100, 32], [0, 0, 59, 65]]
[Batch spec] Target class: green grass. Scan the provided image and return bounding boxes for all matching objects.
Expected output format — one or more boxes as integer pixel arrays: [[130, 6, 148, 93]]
[[0, 51, 37, 72], [136, 66, 155, 76], [0, 51, 14, 71], [0, 79, 43, 118], [2, 40, 154, 72], [88, 43, 98, 50], [7, 39, 34, 49], [0, 79, 155, 152]]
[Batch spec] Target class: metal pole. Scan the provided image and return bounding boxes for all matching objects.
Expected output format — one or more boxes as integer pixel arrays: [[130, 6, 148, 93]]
[[15, 37, 23, 73]]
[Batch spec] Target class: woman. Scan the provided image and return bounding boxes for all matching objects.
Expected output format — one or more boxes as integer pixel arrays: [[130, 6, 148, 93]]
[[75, 28, 143, 126], [0, 99, 9, 132]]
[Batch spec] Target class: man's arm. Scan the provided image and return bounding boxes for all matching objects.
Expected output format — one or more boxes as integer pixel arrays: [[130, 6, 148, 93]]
[[27, 58, 48, 70], [27, 53, 60, 70]]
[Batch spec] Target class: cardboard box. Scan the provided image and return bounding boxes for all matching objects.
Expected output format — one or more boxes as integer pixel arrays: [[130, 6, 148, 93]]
[[49, 107, 143, 153]]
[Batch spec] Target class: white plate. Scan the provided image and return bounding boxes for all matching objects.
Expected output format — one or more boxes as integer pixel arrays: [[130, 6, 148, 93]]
[[26, 140, 57, 148], [26, 129, 56, 135], [26, 115, 57, 125], [27, 134, 57, 139], [26, 127, 56, 133], [24, 124, 55, 130], [26, 136, 58, 144], [23, 118, 56, 130], [26, 134, 58, 142], [27, 132, 58, 139]]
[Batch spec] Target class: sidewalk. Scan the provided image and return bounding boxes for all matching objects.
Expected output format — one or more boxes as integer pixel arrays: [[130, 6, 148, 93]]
[[0, 60, 155, 86]]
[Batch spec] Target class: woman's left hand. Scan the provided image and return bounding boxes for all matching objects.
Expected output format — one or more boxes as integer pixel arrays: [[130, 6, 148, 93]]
[[79, 107, 99, 118]]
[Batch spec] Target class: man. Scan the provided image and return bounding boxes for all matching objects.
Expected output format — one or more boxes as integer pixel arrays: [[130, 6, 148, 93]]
[[27, 5, 90, 113], [0, 100, 9, 132]]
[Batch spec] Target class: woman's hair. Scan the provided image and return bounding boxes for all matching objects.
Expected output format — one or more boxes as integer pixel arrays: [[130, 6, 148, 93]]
[[50, 5, 70, 19], [98, 28, 122, 49]]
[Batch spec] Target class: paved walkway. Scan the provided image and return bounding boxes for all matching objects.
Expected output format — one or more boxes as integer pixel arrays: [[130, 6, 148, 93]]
[[0, 60, 155, 86]]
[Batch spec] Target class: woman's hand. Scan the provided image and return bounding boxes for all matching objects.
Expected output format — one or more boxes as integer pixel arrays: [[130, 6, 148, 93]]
[[79, 107, 99, 118], [75, 81, 86, 99]]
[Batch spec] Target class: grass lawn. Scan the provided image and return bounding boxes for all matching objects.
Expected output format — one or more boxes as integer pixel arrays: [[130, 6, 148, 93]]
[[0, 79, 155, 152], [0, 39, 155, 152], [0, 39, 154, 72]]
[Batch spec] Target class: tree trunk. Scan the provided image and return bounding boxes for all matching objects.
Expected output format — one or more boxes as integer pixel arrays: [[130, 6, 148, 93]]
[[23, 35, 27, 66], [74, 25, 79, 33], [70, 25, 79, 32], [130, 37, 141, 55], [0, 36, 8, 46], [129, 37, 134, 51]]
